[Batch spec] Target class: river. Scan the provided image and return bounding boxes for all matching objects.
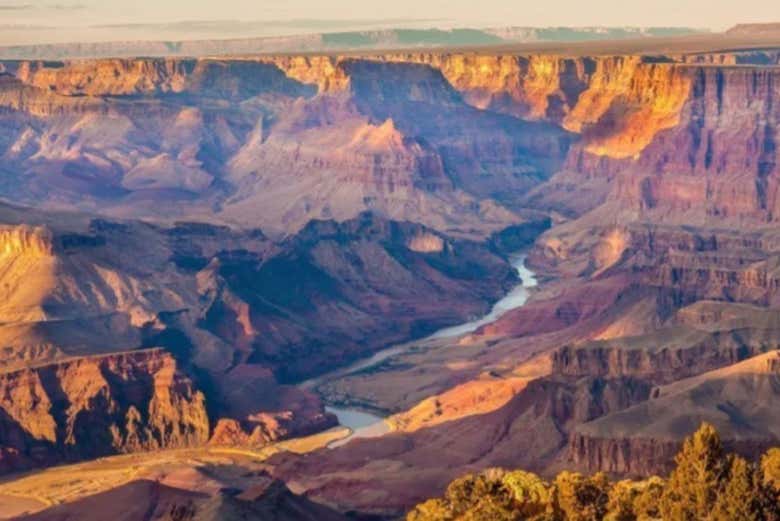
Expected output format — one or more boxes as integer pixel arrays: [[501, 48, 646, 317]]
[[306, 254, 538, 448]]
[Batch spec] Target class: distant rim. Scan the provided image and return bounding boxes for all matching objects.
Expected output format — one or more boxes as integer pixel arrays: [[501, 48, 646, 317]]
[[2, 30, 780, 61]]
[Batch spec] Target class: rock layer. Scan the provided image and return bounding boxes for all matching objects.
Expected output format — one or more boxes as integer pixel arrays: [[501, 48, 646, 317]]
[[569, 352, 780, 475], [0, 349, 209, 474]]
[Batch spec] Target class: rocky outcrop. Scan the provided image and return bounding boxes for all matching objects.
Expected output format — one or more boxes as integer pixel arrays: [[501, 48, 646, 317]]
[[608, 65, 780, 223], [550, 322, 778, 384], [0, 55, 574, 236], [0, 349, 209, 474], [0, 225, 52, 257], [208, 364, 337, 445], [14, 59, 316, 99]]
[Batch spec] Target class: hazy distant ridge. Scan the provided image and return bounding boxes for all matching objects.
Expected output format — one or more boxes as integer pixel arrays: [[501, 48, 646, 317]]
[[0, 26, 707, 60]]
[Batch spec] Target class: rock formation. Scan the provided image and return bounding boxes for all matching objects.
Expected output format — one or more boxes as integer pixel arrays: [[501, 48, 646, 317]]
[[0, 349, 209, 474], [569, 352, 780, 475]]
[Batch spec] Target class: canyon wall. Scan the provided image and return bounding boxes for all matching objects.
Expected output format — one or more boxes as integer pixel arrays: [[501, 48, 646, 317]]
[[0, 349, 209, 474], [3, 52, 777, 232], [568, 352, 780, 475]]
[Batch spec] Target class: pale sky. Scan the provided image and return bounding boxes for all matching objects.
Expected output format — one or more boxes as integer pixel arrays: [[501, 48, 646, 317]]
[[1, 0, 779, 45]]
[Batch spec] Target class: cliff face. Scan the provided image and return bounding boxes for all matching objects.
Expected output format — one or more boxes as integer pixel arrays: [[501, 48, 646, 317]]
[[610, 66, 780, 222], [0, 56, 573, 236], [397, 54, 692, 160], [0, 225, 52, 257], [14, 59, 316, 99], [4, 52, 775, 232], [0, 349, 209, 473], [568, 352, 780, 475], [272, 371, 652, 514], [551, 334, 757, 384], [260, 53, 695, 160]]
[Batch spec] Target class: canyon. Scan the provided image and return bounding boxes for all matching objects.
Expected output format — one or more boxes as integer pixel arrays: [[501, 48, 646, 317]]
[[0, 25, 779, 520]]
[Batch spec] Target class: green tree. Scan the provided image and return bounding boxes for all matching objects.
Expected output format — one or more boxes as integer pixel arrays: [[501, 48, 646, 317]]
[[407, 498, 452, 521], [605, 480, 639, 521], [659, 422, 730, 521], [443, 473, 487, 516], [416, 470, 519, 521], [712, 455, 764, 521], [631, 477, 665, 521], [759, 448, 780, 521], [501, 470, 552, 519], [460, 498, 516, 521], [552, 471, 610, 521], [762, 448, 780, 498]]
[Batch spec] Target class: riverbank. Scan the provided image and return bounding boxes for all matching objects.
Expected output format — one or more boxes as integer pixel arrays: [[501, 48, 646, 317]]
[[313, 254, 538, 447]]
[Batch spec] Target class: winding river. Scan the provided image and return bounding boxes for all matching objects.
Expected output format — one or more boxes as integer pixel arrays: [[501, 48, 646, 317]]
[[306, 254, 538, 448]]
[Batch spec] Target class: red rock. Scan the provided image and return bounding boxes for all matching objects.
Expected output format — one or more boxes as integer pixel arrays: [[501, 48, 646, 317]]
[[0, 349, 209, 474]]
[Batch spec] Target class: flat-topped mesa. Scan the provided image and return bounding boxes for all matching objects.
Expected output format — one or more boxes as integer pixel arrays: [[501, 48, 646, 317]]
[[568, 351, 780, 476], [549, 325, 775, 385], [0, 72, 106, 116], [726, 23, 780, 37], [14, 58, 193, 96], [0, 348, 209, 474]]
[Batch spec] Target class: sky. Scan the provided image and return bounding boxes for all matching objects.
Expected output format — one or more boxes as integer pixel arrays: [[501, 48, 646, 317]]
[[1, 0, 779, 45]]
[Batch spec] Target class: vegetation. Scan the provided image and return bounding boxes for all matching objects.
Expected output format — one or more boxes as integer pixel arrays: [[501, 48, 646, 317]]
[[407, 423, 780, 520]]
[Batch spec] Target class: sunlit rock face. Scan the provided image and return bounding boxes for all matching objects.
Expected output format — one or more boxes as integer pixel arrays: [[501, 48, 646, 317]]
[[0, 56, 572, 237], [621, 67, 779, 219], [380, 54, 692, 160], [0, 349, 209, 474], [0, 225, 52, 258], [6, 53, 778, 234], [6, 52, 774, 234], [0, 45, 779, 510], [260, 55, 351, 93], [14, 59, 316, 99], [0, 203, 518, 477], [407, 232, 445, 253]]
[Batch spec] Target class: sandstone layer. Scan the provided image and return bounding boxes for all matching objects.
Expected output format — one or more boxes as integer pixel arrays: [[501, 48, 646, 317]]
[[0, 349, 208, 474]]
